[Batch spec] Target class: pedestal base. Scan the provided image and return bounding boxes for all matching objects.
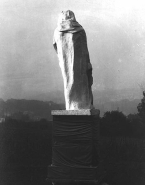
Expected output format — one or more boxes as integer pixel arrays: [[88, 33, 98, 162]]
[[47, 109, 100, 184], [47, 165, 98, 183]]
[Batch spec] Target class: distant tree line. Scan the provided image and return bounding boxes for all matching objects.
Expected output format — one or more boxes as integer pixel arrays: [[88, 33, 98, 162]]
[[100, 91, 145, 138], [0, 99, 64, 121]]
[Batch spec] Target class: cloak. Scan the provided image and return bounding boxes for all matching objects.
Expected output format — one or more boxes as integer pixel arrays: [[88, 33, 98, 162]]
[[53, 10, 93, 110]]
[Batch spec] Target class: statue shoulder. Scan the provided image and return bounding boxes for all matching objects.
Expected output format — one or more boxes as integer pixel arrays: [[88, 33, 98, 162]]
[[53, 29, 64, 39], [80, 29, 86, 35]]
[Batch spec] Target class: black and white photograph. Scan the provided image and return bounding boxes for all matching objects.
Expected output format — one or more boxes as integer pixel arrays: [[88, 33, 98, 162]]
[[0, 0, 145, 184]]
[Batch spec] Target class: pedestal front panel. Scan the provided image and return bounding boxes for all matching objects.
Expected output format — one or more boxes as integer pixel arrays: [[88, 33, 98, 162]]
[[47, 109, 100, 183]]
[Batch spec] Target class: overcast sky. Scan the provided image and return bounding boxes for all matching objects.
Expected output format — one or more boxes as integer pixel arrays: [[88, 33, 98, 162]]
[[0, 0, 145, 101]]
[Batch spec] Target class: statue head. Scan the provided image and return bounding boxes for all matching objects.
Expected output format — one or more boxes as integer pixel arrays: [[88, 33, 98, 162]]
[[58, 10, 76, 24], [56, 10, 83, 33]]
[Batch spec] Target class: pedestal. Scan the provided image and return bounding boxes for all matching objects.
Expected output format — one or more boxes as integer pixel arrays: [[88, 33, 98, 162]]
[[47, 109, 100, 184]]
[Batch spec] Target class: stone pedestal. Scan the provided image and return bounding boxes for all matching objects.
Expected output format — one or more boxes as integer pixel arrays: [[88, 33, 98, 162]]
[[47, 109, 100, 184]]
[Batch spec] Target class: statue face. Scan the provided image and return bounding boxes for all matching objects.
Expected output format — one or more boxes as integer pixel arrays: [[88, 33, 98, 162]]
[[59, 10, 76, 22]]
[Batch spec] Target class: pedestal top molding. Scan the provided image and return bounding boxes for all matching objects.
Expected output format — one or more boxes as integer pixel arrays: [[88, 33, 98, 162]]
[[51, 109, 100, 116]]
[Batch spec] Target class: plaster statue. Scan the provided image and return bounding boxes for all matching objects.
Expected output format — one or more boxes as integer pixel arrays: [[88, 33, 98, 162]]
[[53, 10, 93, 110]]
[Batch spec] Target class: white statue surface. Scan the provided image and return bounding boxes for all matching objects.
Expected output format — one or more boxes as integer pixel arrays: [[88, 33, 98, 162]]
[[53, 10, 93, 110]]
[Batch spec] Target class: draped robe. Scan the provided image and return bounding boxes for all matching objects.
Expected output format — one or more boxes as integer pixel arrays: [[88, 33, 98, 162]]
[[53, 11, 93, 110]]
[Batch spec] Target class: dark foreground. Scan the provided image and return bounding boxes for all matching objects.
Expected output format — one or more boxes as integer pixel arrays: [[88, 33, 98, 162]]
[[0, 119, 145, 185]]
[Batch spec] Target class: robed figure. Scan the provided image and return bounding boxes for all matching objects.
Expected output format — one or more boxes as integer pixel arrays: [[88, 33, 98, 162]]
[[53, 10, 93, 110]]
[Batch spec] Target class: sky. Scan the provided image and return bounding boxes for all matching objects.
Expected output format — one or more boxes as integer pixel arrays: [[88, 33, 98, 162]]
[[0, 0, 145, 102]]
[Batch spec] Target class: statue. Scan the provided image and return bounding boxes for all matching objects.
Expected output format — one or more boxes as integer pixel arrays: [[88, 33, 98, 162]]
[[53, 10, 93, 110]]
